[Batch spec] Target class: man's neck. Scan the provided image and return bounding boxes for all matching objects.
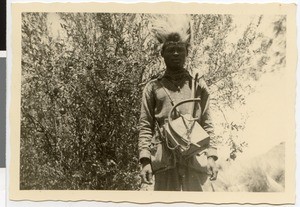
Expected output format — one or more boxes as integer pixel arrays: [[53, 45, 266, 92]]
[[165, 67, 185, 73], [164, 67, 190, 81]]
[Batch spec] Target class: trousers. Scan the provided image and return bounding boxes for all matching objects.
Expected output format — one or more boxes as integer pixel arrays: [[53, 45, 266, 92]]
[[154, 164, 211, 191]]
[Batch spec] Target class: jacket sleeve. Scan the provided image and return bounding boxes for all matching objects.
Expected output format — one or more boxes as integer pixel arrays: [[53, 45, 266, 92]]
[[198, 79, 218, 160], [138, 82, 155, 163]]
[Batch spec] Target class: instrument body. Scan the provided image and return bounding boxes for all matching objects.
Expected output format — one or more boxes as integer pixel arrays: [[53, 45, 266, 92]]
[[163, 98, 210, 157]]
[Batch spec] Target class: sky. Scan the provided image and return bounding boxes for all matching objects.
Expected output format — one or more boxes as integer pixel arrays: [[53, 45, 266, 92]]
[[240, 70, 286, 159], [214, 15, 287, 160]]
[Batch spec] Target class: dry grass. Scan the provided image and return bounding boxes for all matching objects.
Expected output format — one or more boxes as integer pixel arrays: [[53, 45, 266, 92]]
[[212, 142, 285, 192]]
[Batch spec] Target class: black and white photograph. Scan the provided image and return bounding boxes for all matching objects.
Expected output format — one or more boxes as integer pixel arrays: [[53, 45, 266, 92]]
[[9, 2, 296, 204]]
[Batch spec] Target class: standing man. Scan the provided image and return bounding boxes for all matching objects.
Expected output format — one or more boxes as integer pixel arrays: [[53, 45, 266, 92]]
[[138, 15, 218, 191]]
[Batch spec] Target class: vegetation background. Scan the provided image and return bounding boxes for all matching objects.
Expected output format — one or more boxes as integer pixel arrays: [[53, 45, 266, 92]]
[[20, 13, 286, 190]]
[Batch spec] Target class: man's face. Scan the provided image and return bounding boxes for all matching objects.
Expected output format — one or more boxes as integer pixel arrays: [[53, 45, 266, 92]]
[[162, 42, 187, 70]]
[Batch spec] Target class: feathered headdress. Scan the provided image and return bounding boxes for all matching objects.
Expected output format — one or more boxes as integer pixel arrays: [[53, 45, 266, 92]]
[[150, 14, 192, 44]]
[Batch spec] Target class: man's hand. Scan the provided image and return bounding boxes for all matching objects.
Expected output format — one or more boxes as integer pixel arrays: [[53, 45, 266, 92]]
[[140, 158, 153, 184], [207, 157, 218, 181]]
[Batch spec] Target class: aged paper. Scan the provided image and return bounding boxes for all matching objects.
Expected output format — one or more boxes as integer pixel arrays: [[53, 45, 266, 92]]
[[10, 2, 297, 204]]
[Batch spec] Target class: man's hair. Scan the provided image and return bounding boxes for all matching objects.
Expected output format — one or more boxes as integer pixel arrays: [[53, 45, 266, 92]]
[[150, 14, 192, 45]]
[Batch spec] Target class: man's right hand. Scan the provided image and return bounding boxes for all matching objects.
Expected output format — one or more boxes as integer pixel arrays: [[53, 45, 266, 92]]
[[140, 158, 153, 184]]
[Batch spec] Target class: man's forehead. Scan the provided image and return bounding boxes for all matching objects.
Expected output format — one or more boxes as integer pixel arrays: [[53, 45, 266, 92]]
[[164, 41, 186, 47]]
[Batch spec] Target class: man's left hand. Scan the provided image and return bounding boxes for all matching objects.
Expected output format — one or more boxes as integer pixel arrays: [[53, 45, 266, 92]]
[[207, 157, 218, 181]]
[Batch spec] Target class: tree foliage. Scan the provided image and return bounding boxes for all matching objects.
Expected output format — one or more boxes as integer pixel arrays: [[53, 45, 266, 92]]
[[20, 13, 286, 190]]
